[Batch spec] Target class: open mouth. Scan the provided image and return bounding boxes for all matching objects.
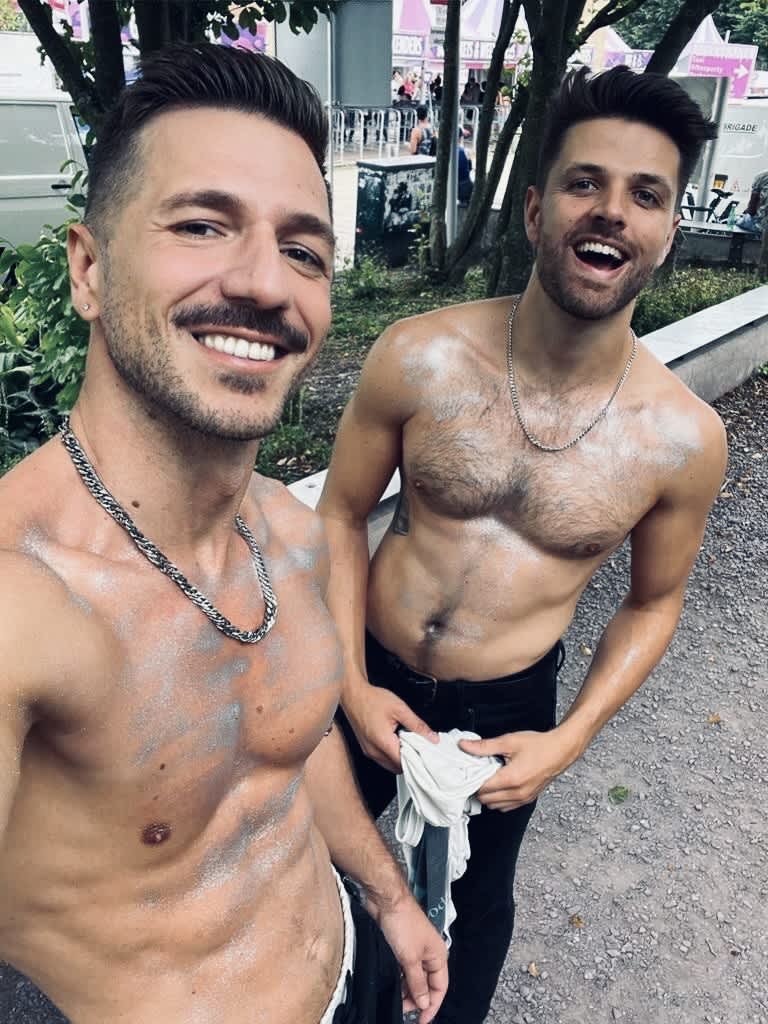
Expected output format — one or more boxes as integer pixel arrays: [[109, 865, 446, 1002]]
[[573, 240, 628, 272], [191, 332, 285, 363]]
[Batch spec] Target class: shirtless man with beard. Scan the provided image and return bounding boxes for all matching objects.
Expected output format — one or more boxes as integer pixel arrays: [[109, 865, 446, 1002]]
[[318, 67, 727, 1023], [0, 44, 447, 1024]]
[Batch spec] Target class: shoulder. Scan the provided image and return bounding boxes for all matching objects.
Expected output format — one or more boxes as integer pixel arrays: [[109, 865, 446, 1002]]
[[247, 472, 327, 553], [371, 295, 508, 370], [636, 348, 727, 496], [0, 550, 114, 715]]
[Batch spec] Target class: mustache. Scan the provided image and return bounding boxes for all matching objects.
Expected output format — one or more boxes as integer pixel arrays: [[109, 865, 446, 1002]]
[[172, 303, 310, 354]]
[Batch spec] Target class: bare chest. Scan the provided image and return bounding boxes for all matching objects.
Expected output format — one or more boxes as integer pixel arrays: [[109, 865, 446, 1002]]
[[404, 403, 660, 558], [29, 544, 342, 852]]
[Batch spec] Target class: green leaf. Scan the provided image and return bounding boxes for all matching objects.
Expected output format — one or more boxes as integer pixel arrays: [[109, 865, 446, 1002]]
[[607, 785, 631, 805]]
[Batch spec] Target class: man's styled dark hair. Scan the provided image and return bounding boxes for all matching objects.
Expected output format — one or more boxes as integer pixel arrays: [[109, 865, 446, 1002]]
[[85, 42, 328, 238], [536, 66, 718, 201]]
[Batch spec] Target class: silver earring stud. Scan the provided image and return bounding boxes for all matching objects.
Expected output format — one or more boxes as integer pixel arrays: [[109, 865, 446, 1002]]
[[81, 303, 91, 312]]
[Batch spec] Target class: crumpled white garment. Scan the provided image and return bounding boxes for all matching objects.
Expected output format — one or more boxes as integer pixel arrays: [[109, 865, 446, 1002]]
[[395, 728, 500, 944]]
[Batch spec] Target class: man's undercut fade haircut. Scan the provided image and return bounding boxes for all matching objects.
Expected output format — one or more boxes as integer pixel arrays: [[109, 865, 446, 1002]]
[[536, 66, 718, 202], [85, 42, 328, 238]]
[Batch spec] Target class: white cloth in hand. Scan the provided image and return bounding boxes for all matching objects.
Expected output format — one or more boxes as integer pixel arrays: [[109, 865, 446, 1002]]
[[395, 729, 500, 943]]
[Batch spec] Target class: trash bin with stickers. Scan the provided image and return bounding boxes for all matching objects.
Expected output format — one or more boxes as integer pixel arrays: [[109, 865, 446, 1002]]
[[355, 155, 435, 267]]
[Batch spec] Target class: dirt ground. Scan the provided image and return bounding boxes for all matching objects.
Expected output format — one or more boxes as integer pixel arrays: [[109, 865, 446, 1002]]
[[1, 372, 766, 1023]]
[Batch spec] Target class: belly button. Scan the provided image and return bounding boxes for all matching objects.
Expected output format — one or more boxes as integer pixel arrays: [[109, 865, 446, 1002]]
[[142, 822, 172, 846]]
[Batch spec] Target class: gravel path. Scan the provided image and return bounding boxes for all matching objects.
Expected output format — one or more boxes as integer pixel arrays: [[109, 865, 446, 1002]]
[[2, 372, 766, 1023]]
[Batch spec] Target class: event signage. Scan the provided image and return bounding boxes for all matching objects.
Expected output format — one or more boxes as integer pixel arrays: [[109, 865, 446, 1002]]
[[393, 33, 425, 58], [688, 44, 758, 99], [604, 49, 653, 70]]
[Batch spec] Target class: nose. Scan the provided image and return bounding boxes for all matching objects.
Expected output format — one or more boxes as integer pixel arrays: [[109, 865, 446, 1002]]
[[219, 224, 290, 310], [592, 183, 627, 229]]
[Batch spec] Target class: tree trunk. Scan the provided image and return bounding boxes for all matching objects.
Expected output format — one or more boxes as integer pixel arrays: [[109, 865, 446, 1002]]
[[438, 0, 522, 283], [134, 0, 168, 54], [429, 0, 461, 271], [489, 0, 578, 296], [444, 84, 529, 285], [89, 0, 125, 113], [17, 0, 100, 126], [645, 0, 723, 75]]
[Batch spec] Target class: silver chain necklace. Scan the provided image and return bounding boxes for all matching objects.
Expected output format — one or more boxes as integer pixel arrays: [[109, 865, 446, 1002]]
[[506, 300, 637, 453], [60, 419, 278, 644]]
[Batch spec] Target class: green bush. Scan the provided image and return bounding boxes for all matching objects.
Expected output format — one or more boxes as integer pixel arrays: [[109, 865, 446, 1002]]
[[0, 181, 89, 458], [631, 267, 757, 337]]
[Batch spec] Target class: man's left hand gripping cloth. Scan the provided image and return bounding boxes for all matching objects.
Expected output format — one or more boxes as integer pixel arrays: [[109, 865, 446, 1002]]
[[396, 729, 500, 944]]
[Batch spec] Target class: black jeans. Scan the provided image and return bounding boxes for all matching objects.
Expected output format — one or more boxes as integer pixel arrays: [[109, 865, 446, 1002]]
[[337, 632, 565, 1024], [332, 882, 403, 1023]]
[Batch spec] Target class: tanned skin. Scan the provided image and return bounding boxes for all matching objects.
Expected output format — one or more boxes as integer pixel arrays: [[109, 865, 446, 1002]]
[[0, 108, 447, 1024], [319, 117, 727, 809]]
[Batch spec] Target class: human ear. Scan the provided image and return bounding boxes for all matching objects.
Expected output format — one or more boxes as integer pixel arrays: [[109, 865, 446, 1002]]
[[68, 222, 102, 320], [524, 186, 542, 247]]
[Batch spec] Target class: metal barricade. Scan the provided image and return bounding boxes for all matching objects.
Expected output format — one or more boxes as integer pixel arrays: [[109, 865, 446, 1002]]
[[332, 107, 346, 162]]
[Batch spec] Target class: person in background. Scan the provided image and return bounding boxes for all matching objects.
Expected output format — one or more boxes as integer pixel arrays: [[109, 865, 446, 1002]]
[[410, 106, 436, 156], [735, 167, 768, 235], [458, 128, 473, 205]]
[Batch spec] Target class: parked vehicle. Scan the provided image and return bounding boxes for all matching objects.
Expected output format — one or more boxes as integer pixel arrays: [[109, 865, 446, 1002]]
[[0, 94, 87, 254]]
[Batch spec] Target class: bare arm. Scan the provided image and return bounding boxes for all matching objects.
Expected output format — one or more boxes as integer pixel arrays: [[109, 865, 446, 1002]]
[[318, 329, 437, 771], [462, 409, 728, 809], [409, 126, 421, 155], [304, 726, 448, 1023]]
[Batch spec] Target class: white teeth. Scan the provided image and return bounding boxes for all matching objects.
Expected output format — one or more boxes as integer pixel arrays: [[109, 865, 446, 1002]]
[[576, 241, 624, 260], [248, 341, 276, 362], [196, 334, 277, 362]]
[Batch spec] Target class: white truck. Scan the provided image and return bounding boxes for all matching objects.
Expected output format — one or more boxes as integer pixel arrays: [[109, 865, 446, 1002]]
[[0, 32, 87, 254]]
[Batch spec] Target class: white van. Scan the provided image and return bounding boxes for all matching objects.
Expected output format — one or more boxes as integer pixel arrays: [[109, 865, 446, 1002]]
[[0, 94, 87, 253]]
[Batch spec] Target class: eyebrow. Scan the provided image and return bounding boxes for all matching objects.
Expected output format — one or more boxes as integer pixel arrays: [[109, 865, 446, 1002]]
[[157, 189, 336, 253], [561, 164, 674, 200]]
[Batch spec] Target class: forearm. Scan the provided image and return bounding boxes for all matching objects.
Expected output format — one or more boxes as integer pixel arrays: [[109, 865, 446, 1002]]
[[320, 512, 372, 694], [558, 593, 684, 760], [304, 726, 409, 915]]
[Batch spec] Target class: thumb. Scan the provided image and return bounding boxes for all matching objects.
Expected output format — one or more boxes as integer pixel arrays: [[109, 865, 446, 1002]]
[[459, 736, 501, 758]]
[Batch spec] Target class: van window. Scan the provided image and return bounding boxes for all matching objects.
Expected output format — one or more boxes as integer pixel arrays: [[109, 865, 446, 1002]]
[[0, 104, 69, 176]]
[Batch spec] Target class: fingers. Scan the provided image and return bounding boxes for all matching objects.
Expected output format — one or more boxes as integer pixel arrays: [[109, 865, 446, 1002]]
[[400, 955, 449, 1024], [395, 700, 438, 743]]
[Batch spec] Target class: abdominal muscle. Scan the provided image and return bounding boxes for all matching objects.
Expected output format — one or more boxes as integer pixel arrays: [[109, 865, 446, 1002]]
[[367, 514, 596, 680], [0, 781, 344, 1024]]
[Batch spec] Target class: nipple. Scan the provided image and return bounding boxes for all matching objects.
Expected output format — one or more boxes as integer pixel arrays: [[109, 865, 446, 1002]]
[[142, 823, 172, 846]]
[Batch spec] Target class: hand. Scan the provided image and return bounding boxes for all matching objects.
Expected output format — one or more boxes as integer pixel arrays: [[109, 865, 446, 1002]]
[[344, 682, 437, 773], [374, 894, 449, 1024], [459, 728, 576, 812]]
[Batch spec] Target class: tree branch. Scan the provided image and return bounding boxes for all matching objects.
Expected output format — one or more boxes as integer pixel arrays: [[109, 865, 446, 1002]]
[[17, 0, 98, 118], [574, 0, 646, 49], [90, 0, 125, 111], [645, 0, 722, 75]]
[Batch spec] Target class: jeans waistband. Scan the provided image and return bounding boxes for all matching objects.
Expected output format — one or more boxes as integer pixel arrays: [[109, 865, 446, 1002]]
[[365, 630, 564, 703]]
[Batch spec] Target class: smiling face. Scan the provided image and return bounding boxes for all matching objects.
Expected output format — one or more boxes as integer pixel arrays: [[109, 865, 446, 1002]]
[[525, 117, 681, 321], [85, 107, 334, 441]]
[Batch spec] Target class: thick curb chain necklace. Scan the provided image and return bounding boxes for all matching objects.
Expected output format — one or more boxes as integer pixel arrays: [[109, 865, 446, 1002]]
[[60, 419, 278, 645], [506, 300, 638, 453]]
